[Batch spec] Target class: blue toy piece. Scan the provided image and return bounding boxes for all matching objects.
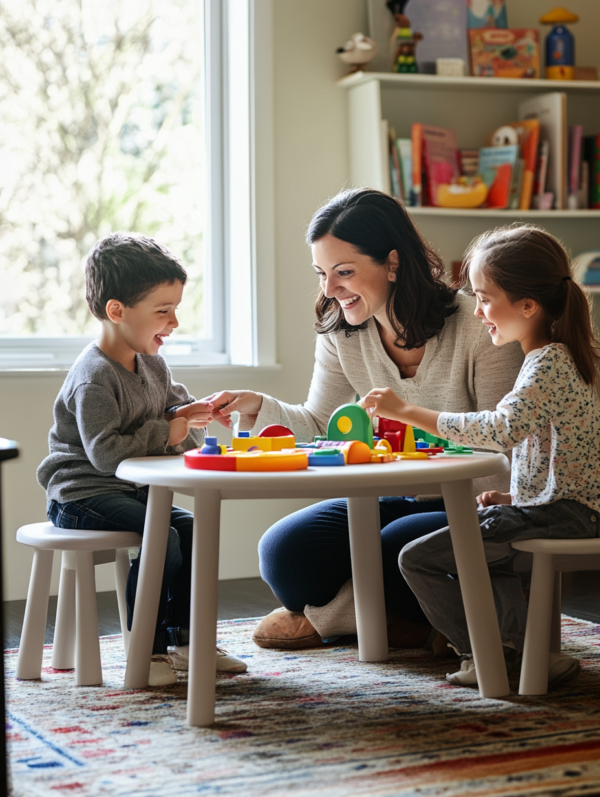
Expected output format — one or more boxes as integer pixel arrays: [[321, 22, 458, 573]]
[[237, 431, 250, 438], [307, 449, 346, 467], [201, 436, 221, 455], [327, 404, 374, 449]]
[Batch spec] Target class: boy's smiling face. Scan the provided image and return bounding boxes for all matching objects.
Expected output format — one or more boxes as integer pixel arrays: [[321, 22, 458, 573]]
[[100, 280, 184, 369]]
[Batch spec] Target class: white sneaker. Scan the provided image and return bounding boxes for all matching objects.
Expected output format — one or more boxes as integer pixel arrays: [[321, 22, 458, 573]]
[[167, 645, 247, 673], [148, 654, 178, 686], [446, 655, 477, 686]]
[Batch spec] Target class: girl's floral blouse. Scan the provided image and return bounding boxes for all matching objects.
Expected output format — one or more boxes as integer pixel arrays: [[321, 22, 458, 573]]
[[438, 343, 600, 512]]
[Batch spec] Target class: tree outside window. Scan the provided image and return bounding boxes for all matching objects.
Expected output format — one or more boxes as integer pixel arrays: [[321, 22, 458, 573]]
[[0, 0, 205, 341]]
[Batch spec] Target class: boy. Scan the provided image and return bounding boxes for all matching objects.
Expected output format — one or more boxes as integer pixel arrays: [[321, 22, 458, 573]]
[[37, 232, 246, 685]]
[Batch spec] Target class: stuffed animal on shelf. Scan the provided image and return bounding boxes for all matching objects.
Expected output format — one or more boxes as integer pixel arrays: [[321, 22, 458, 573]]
[[386, 0, 423, 74], [336, 33, 378, 74]]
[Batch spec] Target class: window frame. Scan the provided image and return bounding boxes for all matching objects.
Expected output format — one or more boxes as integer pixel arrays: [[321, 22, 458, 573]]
[[0, 0, 277, 372]]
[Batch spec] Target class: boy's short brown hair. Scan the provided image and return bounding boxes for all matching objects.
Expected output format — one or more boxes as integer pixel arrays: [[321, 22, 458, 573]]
[[85, 232, 187, 320]]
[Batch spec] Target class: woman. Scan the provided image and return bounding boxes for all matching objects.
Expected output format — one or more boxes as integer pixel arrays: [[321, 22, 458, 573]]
[[208, 188, 523, 650]]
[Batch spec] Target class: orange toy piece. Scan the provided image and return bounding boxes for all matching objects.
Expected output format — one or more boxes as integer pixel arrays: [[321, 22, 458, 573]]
[[184, 448, 308, 472]]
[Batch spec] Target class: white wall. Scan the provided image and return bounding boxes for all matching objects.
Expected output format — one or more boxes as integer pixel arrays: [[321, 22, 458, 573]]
[[0, 0, 367, 601]]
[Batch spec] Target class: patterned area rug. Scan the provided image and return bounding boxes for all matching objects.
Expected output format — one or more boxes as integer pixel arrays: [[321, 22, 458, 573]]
[[6, 616, 600, 797]]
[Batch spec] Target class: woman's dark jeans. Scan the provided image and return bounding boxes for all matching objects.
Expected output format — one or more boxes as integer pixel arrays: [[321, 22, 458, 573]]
[[258, 496, 448, 624], [47, 487, 192, 653]]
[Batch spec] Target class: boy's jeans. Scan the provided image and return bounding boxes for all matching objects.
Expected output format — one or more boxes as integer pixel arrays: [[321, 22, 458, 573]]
[[400, 499, 599, 654], [47, 487, 193, 654]]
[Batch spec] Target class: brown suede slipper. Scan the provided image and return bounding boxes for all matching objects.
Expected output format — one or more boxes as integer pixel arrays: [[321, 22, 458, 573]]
[[252, 608, 324, 650]]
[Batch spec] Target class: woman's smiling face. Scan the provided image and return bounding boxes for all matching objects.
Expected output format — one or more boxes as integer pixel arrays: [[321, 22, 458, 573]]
[[311, 234, 396, 326]]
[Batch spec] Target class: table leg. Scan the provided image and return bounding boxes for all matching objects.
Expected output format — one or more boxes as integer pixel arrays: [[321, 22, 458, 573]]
[[347, 495, 388, 662], [124, 485, 173, 689], [187, 488, 221, 726], [441, 479, 510, 698]]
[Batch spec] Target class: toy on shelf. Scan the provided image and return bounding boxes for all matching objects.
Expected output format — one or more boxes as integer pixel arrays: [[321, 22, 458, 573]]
[[386, 0, 423, 74], [336, 33, 378, 74], [540, 6, 579, 81], [184, 404, 472, 472]]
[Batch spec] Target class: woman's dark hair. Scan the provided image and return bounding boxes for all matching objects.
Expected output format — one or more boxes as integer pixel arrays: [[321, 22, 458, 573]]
[[462, 224, 600, 385], [86, 232, 187, 320], [307, 188, 457, 350]]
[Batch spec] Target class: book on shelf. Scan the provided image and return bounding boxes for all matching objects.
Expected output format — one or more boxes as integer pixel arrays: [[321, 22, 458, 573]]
[[421, 124, 461, 207], [388, 126, 403, 201], [568, 124, 583, 208], [411, 123, 424, 206], [395, 138, 413, 202], [479, 145, 519, 208], [505, 120, 540, 210], [583, 135, 600, 209], [518, 93, 567, 209]]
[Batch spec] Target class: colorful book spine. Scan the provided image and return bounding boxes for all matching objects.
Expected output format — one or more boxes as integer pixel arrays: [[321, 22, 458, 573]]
[[568, 125, 583, 200], [583, 135, 600, 209], [411, 123, 423, 207], [534, 140, 549, 196]]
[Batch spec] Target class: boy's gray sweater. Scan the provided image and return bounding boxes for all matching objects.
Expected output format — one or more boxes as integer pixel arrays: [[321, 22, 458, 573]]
[[37, 343, 204, 503]]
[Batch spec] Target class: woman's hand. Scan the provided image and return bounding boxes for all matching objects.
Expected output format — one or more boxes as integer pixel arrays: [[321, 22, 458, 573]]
[[477, 491, 512, 508], [167, 417, 190, 446], [360, 387, 407, 422], [201, 390, 264, 429], [172, 401, 214, 428]]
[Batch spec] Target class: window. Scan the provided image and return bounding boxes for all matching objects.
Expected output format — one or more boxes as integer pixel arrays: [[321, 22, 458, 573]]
[[0, 0, 227, 368]]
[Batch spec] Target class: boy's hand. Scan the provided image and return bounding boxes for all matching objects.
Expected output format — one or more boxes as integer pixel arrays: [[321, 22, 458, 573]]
[[201, 390, 263, 429], [477, 491, 512, 508], [167, 417, 190, 446], [171, 401, 214, 428], [360, 387, 407, 422]]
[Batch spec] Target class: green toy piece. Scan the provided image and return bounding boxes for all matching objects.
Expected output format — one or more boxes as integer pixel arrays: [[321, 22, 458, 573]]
[[327, 404, 374, 449]]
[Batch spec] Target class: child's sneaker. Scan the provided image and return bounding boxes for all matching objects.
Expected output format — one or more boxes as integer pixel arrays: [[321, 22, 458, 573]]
[[167, 645, 247, 673], [148, 654, 178, 686], [446, 655, 477, 686]]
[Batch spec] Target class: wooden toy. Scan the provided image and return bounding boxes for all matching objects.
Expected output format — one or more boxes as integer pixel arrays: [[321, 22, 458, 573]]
[[386, 0, 423, 74]]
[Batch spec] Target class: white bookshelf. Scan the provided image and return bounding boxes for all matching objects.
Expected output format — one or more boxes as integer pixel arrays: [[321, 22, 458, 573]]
[[338, 72, 600, 272]]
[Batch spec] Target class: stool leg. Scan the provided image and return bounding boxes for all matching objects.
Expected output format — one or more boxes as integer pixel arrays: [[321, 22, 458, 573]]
[[519, 552, 554, 695], [550, 572, 562, 654], [16, 549, 54, 680], [75, 551, 102, 686], [114, 548, 131, 658], [52, 551, 76, 670]]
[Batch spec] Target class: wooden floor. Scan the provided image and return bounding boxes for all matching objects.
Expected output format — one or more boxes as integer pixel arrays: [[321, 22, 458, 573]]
[[3, 572, 599, 649]]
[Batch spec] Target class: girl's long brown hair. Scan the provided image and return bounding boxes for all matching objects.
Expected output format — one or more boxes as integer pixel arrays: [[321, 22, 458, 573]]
[[462, 224, 600, 385]]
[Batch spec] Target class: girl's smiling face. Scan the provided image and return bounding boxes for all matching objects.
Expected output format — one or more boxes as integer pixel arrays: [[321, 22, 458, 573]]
[[311, 234, 397, 327], [470, 256, 548, 354]]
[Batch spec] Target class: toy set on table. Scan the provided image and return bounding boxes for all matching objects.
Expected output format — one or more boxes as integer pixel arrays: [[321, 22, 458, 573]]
[[184, 403, 472, 473]]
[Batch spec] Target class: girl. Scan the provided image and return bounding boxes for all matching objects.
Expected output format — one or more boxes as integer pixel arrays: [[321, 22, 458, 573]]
[[361, 224, 600, 688]]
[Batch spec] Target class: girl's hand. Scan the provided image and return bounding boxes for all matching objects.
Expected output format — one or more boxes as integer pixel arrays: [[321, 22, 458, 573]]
[[167, 416, 190, 446], [201, 390, 264, 430], [173, 401, 214, 428], [360, 387, 407, 422], [477, 491, 512, 508]]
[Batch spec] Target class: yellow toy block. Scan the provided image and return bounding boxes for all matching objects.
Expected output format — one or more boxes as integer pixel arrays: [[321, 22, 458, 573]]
[[232, 435, 295, 452], [235, 450, 308, 471], [374, 438, 393, 454], [402, 425, 416, 453]]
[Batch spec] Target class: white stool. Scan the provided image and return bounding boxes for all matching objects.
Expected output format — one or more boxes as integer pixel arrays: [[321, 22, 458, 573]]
[[16, 522, 142, 686], [512, 537, 600, 695]]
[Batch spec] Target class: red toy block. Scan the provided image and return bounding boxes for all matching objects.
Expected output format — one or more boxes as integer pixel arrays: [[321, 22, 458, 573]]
[[184, 450, 236, 470], [383, 430, 405, 453], [258, 424, 294, 438], [377, 418, 406, 434]]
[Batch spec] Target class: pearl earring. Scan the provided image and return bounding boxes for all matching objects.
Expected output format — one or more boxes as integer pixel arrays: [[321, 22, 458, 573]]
[[389, 272, 397, 282]]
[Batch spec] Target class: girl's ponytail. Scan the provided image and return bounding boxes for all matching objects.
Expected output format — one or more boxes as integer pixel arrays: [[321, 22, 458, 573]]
[[553, 278, 600, 385], [464, 224, 600, 385]]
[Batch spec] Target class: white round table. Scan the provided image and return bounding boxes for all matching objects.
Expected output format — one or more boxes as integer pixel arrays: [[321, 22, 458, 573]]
[[116, 451, 510, 726]]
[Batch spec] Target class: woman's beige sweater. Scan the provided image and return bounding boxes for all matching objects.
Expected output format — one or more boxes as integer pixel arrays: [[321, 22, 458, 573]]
[[251, 292, 524, 494]]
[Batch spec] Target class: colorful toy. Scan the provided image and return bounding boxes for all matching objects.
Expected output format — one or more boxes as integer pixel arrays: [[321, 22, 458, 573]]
[[540, 6, 579, 81], [327, 404, 374, 449], [184, 403, 471, 472], [387, 1, 423, 74]]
